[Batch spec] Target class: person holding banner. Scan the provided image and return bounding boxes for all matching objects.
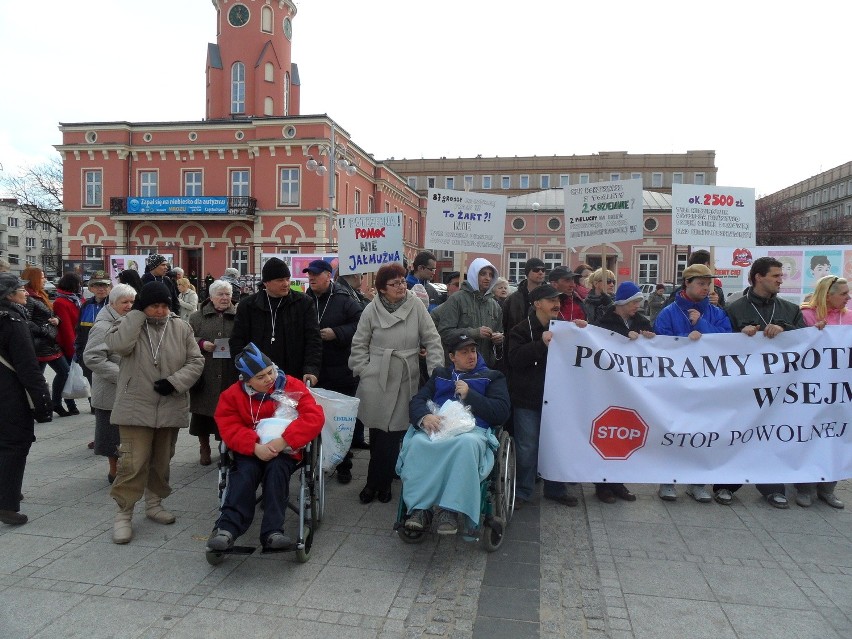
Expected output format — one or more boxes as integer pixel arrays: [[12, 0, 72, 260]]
[[507, 284, 586, 508], [502, 258, 546, 334], [549, 267, 585, 322], [653, 265, 731, 503], [714, 256, 806, 508], [793, 275, 850, 509]]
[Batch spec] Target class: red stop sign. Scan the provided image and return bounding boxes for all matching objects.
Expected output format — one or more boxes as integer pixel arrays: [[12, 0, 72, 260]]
[[590, 407, 649, 460]]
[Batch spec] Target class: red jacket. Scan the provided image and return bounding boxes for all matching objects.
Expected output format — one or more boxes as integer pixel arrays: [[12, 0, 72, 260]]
[[52, 290, 81, 358], [214, 373, 324, 459], [559, 294, 586, 322]]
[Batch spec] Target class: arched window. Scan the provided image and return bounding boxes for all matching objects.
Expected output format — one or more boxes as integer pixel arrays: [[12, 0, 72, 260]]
[[231, 62, 245, 114], [261, 6, 273, 33], [264, 62, 274, 82], [283, 71, 290, 116], [264, 97, 273, 116]]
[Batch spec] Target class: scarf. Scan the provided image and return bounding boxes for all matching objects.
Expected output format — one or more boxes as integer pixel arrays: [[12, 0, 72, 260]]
[[379, 293, 405, 314]]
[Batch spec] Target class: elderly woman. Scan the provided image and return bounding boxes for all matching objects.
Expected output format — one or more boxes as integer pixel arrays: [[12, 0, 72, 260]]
[[188, 280, 239, 465], [105, 281, 204, 543], [177, 278, 199, 322], [492, 277, 510, 310], [349, 262, 444, 504], [397, 333, 510, 534], [83, 284, 137, 484], [0, 273, 52, 525], [794, 275, 850, 509]]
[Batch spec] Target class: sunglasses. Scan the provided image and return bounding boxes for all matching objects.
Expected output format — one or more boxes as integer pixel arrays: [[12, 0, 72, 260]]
[[607, 279, 616, 284], [530, 267, 546, 273]]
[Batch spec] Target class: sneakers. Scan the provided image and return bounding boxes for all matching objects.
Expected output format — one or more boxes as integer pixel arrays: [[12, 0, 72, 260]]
[[686, 485, 712, 503], [818, 492, 844, 509], [0, 510, 27, 525], [795, 491, 814, 508], [658, 484, 677, 501], [405, 509, 431, 531], [206, 529, 234, 552], [264, 531, 293, 550], [766, 493, 789, 509], [714, 489, 733, 505], [434, 509, 458, 535]]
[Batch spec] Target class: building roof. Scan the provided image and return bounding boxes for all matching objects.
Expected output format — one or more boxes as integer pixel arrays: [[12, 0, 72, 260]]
[[508, 188, 672, 210]]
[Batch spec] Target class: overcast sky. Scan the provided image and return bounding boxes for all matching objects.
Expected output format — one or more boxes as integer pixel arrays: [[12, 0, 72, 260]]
[[1, 0, 849, 197]]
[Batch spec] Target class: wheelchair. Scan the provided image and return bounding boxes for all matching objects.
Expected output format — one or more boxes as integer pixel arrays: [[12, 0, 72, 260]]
[[393, 426, 516, 552], [205, 434, 324, 565]]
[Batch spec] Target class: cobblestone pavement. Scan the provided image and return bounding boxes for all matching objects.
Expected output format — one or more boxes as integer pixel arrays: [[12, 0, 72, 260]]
[[1, 410, 849, 638]]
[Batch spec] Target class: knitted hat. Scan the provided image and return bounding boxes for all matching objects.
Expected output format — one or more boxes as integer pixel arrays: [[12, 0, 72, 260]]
[[0, 273, 26, 299], [235, 342, 274, 378], [261, 257, 291, 282], [613, 282, 643, 305], [134, 281, 172, 310], [682, 264, 713, 281], [146, 254, 167, 271], [529, 284, 563, 302], [524, 257, 546, 274]]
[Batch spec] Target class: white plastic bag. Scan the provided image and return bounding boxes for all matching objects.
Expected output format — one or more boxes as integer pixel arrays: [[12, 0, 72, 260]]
[[62, 360, 91, 399], [310, 387, 359, 471], [254, 391, 301, 445], [426, 399, 476, 441], [255, 418, 291, 445]]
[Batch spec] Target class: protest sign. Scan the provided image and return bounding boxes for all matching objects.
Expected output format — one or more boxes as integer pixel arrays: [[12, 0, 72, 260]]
[[564, 178, 643, 246], [425, 188, 507, 254], [540, 322, 852, 484], [672, 184, 755, 246], [336, 213, 403, 275]]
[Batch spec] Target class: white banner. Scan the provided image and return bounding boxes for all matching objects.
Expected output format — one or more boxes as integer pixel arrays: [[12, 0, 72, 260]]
[[425, 188, 507, 254], [564, 178, 644, 246], [540, 322, 852, 484], [671, 184, 756, 246], [335, 213, 403, 276]]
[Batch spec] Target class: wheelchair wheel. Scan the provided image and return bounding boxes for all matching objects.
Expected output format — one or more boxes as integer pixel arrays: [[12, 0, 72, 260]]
[[296, 525, 313, 563], [481, 516, 505, 553], [397, 526, 428, 544], [496, 431, 516, 523], [313, 438, 325, 524]]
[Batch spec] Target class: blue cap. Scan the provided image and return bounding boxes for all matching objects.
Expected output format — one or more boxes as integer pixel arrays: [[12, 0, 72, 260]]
[[234, 342, 274, 378]]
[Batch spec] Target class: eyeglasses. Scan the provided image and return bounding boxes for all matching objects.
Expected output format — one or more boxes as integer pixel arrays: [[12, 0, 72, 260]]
[[607, 279, 616, 284], [530, 267, 546, 273], [423, 266, 436, 272], [386, 280, 407, 288]]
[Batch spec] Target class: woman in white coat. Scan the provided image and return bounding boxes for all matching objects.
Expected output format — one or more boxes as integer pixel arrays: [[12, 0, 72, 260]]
[[349, 262, 443, 504]]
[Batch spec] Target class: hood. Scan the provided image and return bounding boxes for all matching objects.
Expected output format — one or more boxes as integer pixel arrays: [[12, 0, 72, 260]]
[[465, 257, 499, 295]]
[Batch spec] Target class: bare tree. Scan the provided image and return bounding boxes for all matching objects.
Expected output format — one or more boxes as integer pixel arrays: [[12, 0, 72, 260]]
[[756, 198, 852, 246], [1, 156, 63, 232]]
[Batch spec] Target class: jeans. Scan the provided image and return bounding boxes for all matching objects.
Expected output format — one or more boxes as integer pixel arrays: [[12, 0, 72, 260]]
[[513, 407, 568, 501], [39, 356, 77, 410]]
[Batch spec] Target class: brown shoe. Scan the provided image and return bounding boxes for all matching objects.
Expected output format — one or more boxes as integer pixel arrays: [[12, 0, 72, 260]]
[[596, 488, 617, 504], [612, 484, 637, 502], [199, 438, 212, 466]]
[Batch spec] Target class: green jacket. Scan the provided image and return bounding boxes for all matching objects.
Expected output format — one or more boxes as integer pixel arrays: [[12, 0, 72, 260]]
[[432, 281, 502, 367], [725, 288, 805, 333]]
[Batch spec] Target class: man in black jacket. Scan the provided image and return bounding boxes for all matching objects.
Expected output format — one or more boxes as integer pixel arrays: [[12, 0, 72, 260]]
[[502, 257, 547, 333], [230, 257, 321, 387], [142, 254, 180, 314]]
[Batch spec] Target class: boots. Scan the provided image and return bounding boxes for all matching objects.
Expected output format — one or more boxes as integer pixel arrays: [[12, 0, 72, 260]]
[[113, 507, 133, 544], [199, 437, 212, 466], [145, 490, 176, 525]]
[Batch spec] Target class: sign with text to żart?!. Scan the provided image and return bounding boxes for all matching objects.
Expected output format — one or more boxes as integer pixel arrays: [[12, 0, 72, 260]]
[[425, 188, 507, 255], [564, 178, 644, 246]]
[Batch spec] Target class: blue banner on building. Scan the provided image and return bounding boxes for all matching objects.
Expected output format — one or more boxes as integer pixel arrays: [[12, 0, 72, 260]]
[[126, 197, 229, 214]]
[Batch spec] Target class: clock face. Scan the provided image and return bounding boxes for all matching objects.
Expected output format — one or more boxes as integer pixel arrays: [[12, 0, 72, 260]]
[[228, 4, 250, 27], [283, 17, 292, 40]]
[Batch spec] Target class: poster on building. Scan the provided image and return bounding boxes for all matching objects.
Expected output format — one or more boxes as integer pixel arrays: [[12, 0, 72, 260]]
[[563, 178, 644, 246], [671, 184, 756, 246], [335, 213, 403, 276], [424, 188, 507, 255], [109, 254, 174, 285], [260, 253, 338, 291], [62, 260, 105, 283]]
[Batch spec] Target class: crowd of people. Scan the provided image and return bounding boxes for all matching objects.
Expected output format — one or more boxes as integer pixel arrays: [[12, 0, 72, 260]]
[[0, 250, 848, 547]]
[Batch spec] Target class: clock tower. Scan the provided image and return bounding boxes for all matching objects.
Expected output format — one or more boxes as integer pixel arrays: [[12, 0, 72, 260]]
[[206, 0, 300, 119]]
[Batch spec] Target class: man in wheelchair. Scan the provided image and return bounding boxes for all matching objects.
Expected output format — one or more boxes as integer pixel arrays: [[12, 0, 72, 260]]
[[206, 343, 324, 553], [397, 332, 510, 535]]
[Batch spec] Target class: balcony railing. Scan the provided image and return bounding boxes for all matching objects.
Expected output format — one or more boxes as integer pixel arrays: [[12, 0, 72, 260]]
[[110, 196, 257, 217]]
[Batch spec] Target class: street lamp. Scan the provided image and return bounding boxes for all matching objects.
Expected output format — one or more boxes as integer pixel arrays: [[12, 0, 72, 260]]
[[531, 201, 540, 259]]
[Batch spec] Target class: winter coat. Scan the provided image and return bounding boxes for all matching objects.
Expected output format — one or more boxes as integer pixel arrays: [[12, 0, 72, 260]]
[[654, 291, 732, 337], [725, 288, 806, 333], [409, 354, 510, 431], [24, 296, 62, 362], [582, 290, 612, 325], [188, 299, 239, 417], [305, 282, 363, 392], [75, 296, 108, 377], [230, 289, 322, 379], [336, 277, 370, 309], [178, 290, 199, 322], [558, 293, 586, 322], [0, 301, 52, 448], [595, 305, 653, 337], [349, 290, 444, 432], [506, 315, 551, 410], [801, 305, 852, 327], [83, 305, 124, 411], [432, 258, 503, 368], [52, 290, 81, 358], [214, 371, 324, 460], [105, 310, 204, 429], [648, 291, 667, 323], [502, 278, 534, 333]]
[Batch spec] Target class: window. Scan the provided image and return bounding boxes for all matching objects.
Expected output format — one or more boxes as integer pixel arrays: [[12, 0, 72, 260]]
[[543, 252, 562, 271], [445, 177, 455, 189], [8, 236, 18, 247], [651, 172, 663, 188], [482, 175, 492, 189], [676, 253, 688, 281], [807, 193, 813, 207], [84, 170, 102, 207], [547, 217, 561, 231], [579, 174, 590, 184], [644, 217, 658, 232], [610, 173, 621, 181], [8, 217, 18, 228], [283, 72, 290, 116], [84, 246, 103, 259], [278, 167, 299, 205], [694, 172, 705, 185], [231, 62, 246, 114], [354, 189, 361, 214], [511, 217, 525, 231], [560, 174, 570, 187], [25, 237, 36, 249], [407, 176, 417, 190], [26, 219, 36, 230], [230, 170, 250, 196], [367, 196, 374, 213], [638, 253, 659, 284], [261, 5, 273, 32], [264, 62, 274, 82], [384, 202, 390, 213], [672, 172, 683, 184], [631, 172, 642, 180], [464, 175, 473, 190], [8, 254, 19, 265], [830, 185, 837, 200], [839, 182, 846, 197], [140, 171, 158, 197], [501, 175, 511, 189], [427, 177, 436, 189], [264, 97, 273, 115], [540, 174, 550, 189], [231, 249, 249, 275], [519, 175, 530, 189], [440, 250, 454, 259], [184, 171, 202, 196], [507, 252, 528, 284], [41, 239, 52, 250]]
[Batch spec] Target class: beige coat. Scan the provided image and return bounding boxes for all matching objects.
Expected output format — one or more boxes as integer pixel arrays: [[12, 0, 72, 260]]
[[83, 305, 123, 411], [105, 310, 204, 429], [188, 300, 238, 417], [349, 291, 443, 432]]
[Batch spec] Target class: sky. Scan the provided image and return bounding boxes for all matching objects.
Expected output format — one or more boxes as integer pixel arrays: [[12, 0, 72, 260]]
[[0, 0, 849, 198]]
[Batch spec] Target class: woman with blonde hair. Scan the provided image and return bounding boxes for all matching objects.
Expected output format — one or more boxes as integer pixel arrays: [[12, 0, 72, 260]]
[[176, 278, 198, 322]]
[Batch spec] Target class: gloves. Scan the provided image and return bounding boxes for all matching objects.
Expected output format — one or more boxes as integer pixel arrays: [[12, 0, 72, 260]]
[[35, 409, 53, 424], [153, 379, 176, 396]]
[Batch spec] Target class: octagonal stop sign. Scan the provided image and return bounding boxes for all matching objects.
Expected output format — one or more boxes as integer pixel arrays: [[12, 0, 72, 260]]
[[590, 407, 649, 460]]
